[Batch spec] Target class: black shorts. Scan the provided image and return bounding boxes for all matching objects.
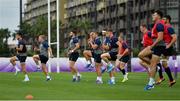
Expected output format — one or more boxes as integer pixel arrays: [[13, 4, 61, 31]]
[[39, 55, 49, 64], [16, 55, 27, 63], [163, 46, 175, 56], [119, 55, 130, 63], [69, 52, 79, 62], [93, 53, 101, 63], [109, 51, 118, 61], [151, 46, 165, 57]]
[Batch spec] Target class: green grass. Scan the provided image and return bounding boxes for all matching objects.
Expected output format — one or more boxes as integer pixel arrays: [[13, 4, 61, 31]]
[[0, 72, 179, 100]]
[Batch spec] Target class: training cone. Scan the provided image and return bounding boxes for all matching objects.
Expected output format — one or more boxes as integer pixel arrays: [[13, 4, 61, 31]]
[[25, 94, 34, 100]]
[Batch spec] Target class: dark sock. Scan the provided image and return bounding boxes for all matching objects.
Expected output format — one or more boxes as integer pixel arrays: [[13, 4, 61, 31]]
[[165, 67, 174, 81], [120, 69, 126, 75], [157, 63, 163, 79]]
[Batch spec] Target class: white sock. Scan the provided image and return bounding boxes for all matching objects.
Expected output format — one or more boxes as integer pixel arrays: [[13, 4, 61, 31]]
[[99, 76, 102, 81], [97, 77, 99, 80], [46, 75, 50, 79], [111, 77, 115, 82], [73, 75, 76, 79], [14, 65, 19, 71], [148, 77, 155, 85], [77, 72, 81, 76], [25, 74, 29, 79], [87, 60, 91, 64]]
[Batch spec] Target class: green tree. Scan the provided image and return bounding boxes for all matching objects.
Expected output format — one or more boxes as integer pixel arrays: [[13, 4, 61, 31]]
[[0, 28, 11, 56]]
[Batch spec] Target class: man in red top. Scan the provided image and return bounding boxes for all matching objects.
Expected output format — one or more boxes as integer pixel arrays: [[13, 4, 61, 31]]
[[116, 33, 129, 82], [138, 24, 153, 75], [139, 24, 164, 81], [156, 15, 176, 86], [144, 10, 165, 90]]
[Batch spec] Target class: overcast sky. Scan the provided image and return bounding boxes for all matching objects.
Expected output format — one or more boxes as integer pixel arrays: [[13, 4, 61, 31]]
[[0, 0, 26, 32]]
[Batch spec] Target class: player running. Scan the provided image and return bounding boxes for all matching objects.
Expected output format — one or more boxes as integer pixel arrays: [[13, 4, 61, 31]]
[[144, 10, 165, 90], [156, 15, 176, 86], [68, 30, 81, 82], [89, 32, 103, 84], [33, 35, 52, 81], [116, 33, 129, 82], [138, 24, 153, 75], [10, 32, 30, 82], [83, 32, 94, 71], [101, 29, 118, 84]]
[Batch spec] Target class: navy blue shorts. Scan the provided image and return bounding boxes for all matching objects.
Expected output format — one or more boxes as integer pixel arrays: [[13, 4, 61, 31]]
[[93, 53, 101, 63], [109, 51, 118, 61], [39, 55, 49, 64], [16, 55, 27, 63], [69, 52, 79, 62], [119, 55, 129, 63], [151, 46, 165, 57], [163, 46, 175, 56]]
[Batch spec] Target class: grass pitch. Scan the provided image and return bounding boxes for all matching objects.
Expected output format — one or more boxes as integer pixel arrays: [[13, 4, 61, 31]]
[[0, 72, 179, 100]]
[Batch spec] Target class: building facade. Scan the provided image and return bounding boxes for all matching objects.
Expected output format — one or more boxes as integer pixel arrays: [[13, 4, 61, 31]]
[[64, 0, 180, 53]]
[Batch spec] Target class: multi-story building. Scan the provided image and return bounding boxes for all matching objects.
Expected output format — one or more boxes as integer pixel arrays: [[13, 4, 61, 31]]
[[64, 0, 180, 53], [23, 0, 66, 24]]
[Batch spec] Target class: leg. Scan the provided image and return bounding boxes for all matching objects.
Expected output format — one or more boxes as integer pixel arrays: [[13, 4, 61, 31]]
[[83, 50, 92, 63], [33, 55, 41, 70], [162, 57, 176, 87], [139, 60, 150, 76], [108, 61, 116, 84], [119, 61, 128, 82], [138, 47, 152, 64], [101, 53, 114, 73], [95, 62, 103, 84], [10, 56, 20, 75], [21, 62, 30, 82]]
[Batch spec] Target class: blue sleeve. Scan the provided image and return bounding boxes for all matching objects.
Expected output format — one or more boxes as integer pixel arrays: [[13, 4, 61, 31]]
[[122, 43, 128, 49], [156, 23, 164, 32], [95, 38, 101, 46], [19, 40, 24, 45], [73, 37, 79, 44], [147, 32, 152, 38], [43, 42, 49, 49], [167, 27, 175, 35]]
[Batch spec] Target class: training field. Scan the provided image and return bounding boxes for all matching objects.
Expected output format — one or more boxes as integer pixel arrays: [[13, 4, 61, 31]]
[[0, 72, 179, 100]]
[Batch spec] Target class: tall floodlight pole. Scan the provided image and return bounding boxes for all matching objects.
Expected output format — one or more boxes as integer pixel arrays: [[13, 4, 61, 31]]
[[19, 0, 22, 30], [56, 0, 60, 73], [48, 0, 51, 73]]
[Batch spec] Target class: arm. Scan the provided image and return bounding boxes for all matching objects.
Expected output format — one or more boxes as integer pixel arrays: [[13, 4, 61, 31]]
[[16, 45, 23, 51], [167, 34, 177, 48], [71, 43, 80, 52], [150, 23, 164, 49], [166, 27, 177, 48], [150, 32, 163, 48], [102, 44, 110, 50], [48, 47, 54, 58], [121, 49, 129, 57], [90, 42, 98, 49]]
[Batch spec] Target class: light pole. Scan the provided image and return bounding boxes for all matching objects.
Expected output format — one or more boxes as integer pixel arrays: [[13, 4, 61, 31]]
[[19, 0, 22, 30]]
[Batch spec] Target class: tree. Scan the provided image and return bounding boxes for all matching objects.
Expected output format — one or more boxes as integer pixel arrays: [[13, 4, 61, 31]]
[[0, 28, 11, 56]]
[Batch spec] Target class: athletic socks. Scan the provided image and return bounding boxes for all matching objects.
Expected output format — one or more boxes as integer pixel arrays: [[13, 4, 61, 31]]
[[148, 77, 155, 85], [120, 68, 126, 75], [77, 72, 81, 77], [73, 75, 76, 79], [157, 63, 163, 79], [14, 65, 20, 71], [97, 76, 102, 81], [165, 67, 174, 81], [111, 77, 115, 82]]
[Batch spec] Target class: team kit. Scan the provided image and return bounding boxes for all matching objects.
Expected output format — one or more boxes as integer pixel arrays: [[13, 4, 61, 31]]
[[10, 10, 177, 91]]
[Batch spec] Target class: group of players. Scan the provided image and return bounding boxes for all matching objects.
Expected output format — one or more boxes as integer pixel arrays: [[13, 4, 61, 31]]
[[138, 10, 176, 90], [10, 10, 176, 91]]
